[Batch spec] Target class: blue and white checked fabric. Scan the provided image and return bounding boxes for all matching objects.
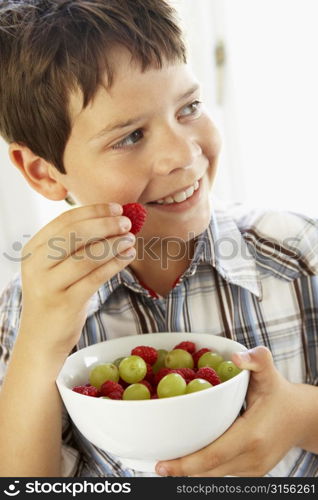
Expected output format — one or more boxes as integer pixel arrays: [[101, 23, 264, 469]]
[[1, 200, 318, 477]]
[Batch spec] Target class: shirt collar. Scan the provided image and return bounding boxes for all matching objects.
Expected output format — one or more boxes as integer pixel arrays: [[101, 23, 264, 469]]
[[206, 202, 262, 299], [87, 201, 262, 317]]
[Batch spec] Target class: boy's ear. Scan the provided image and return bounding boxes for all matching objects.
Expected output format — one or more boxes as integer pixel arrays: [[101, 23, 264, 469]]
[[9, 143, 68, 201]]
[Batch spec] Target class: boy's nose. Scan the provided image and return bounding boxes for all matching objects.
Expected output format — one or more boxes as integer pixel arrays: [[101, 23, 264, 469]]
[[152, 126, 201, 176]]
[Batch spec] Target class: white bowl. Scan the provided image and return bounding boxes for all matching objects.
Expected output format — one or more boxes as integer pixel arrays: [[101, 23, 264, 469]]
[[56, 332, 249, 473]]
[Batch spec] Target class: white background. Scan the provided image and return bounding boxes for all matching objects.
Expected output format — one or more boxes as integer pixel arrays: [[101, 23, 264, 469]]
[[1, 0, 318, 292]]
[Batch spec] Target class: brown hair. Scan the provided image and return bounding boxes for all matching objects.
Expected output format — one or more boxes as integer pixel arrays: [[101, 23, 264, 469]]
[[0, 0, 186, 174]]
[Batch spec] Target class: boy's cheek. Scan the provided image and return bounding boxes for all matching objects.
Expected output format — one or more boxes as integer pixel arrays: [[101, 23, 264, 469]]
[[197, 116, 222, 162]]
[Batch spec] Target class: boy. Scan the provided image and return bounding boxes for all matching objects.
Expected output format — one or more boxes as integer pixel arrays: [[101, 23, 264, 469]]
[[0, 0, 317, 477]]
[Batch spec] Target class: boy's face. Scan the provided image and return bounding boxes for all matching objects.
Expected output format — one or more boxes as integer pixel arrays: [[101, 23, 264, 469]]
[[53, 47, 221, 242]]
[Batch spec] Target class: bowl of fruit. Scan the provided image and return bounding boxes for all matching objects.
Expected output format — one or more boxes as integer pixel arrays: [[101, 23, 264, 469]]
[[56, 332, 249, 472]]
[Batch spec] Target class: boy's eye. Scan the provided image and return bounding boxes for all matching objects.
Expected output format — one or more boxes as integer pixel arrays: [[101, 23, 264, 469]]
[[110, 100, 202, 151], [112, 129, 144, 150], [179, 100, 202, 117]]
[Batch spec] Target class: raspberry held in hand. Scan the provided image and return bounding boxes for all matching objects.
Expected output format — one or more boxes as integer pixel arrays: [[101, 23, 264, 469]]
[[122, 203, 147, 234]]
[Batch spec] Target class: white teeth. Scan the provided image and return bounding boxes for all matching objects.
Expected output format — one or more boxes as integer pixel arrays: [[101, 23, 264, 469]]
[[164, 197, 174, 204], [173, 191, 187, 203], [153, 179, 200, 205], [185, 185, 194, 198]]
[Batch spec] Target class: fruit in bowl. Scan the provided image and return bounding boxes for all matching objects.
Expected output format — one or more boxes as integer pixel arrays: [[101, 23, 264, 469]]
[[56, 332, 250, 472], [72, 340, 241, 400]]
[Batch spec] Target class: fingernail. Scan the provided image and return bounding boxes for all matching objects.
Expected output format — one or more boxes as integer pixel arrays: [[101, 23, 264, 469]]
[[236, 351, 251, 363], [156, 464, 168, 476], [125, 232, 136, 244], [109, 203, 122, 215], [119, 217, 132, 232]]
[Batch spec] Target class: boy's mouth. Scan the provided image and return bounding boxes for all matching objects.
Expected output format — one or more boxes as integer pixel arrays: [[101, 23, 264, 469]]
[[145, 177, 203, 214], [147, 179, 200, 206]]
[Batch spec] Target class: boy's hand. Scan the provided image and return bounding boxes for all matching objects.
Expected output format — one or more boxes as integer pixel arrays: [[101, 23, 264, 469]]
[[18, 203, 135, 357], [156, 346, 308, 477]]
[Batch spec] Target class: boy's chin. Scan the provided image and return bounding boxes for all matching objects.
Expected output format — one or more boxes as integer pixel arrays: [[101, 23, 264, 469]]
[[141, 214, 211, 243], [180, 218, 211, 242], [139, 195, 213, 242]]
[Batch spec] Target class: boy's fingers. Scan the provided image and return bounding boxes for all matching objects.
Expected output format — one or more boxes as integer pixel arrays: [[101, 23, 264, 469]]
[[70, 246, 136, 303], [191, 455, 258, 477], [53, 233, 136, 290], [22, 203, 123, 255], [232, 346, 279, 401], [156, 348, 275, 478], [156, 418, 246, 477], [41, 215, 132, 269], [232, 346, 273, 373]]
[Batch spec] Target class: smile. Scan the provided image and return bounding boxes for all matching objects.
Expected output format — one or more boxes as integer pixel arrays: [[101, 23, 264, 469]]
[[149, 179, 200, 205], [146, 176, 204, 214]]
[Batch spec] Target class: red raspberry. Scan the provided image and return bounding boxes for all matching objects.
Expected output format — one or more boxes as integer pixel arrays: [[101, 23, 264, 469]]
[[118, 377, 129, 389], [131, 345, 158, 365], [72, 385, 100, 397], [122, 203, 147, 235], [106, 391, 123, 400], [100, 380, 124, 400], [172, 368, 196, 384], [193, 348, 211, 367], [155, 367, 172, 385], [173, 341, 196, 354], [144, 363, 156, 385], [140, 379, 154, 395], [151, 394, 158, 399], [194, 367, 221, 386]]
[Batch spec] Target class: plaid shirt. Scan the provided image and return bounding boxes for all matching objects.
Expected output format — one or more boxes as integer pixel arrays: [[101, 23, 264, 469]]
[[1, 200, 318, 477]]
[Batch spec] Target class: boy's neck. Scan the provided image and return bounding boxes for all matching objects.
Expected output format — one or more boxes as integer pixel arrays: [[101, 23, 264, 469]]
[[130, 237, 195, 297]]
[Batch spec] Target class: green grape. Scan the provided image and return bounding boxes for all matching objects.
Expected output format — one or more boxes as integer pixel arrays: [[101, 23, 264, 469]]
[[152, 349, 168, 374], [164, 349, 194, 369], [185, 378, 212, 394], [157, 373, 187, 398], [197, 351, 224, 370], [123, 383, 151, 400], [119, 355, 147, 383], [89, 363, 119, 389], [216, 361, 242, 382], [113, 357, 125, 368]]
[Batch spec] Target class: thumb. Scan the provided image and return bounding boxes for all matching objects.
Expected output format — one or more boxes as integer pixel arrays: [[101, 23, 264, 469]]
[[232, 345, 279, 389], [232, 345, 273, 373]]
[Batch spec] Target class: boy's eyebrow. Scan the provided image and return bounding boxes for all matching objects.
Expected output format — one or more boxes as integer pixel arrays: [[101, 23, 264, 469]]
[[88, 84, 200, 143]]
